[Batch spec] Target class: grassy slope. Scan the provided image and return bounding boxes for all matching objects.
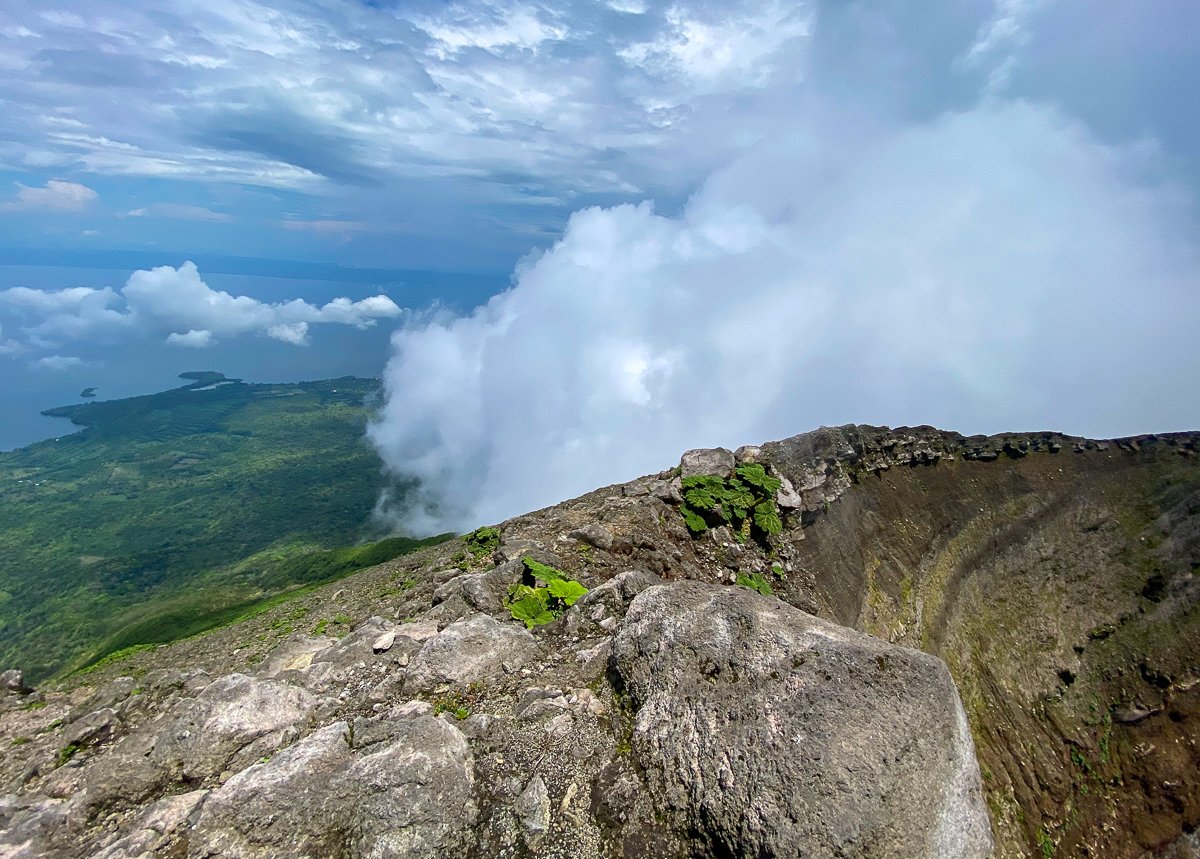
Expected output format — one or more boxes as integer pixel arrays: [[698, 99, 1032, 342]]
[[0, 375, 422, 681]]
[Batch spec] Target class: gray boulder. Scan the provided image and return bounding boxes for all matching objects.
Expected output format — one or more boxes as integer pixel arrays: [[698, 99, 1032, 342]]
[[405, 613, 539, 693], [680, 448, 735, 479], [612, 582, 993, 859], [0, 669, 29, 695], [191, 712, 477, 858]]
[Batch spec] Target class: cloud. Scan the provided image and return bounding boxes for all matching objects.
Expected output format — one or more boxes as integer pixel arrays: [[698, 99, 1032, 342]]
[[34, 354, 84, 371], [127, 203, 230, 221], [165, 329, 214, 348], [369, 99, 1200, 534], [0, 262, 403, 352], [958, 0, 1047, 92], [3, 179, 97, 211]]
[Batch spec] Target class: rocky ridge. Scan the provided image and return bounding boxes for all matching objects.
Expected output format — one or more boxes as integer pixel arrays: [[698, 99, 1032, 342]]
[[0, 425, 1197, 858]]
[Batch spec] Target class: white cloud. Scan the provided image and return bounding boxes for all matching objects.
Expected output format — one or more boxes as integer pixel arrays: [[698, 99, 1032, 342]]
[[34, 354, 84, 371], [266, 321, 309, 345], [0, 262, 403, 352], [128, 203, 230, 221], [165, 329, 214, 348], [958, 0, 1047, 92], [3, 179, 97, 212], [369, 100, 1200, 534], [619, 2, 811, 92]]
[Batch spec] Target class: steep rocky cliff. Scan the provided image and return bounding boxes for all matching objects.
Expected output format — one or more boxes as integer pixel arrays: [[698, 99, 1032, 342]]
[[0, 425, 1196, 858]]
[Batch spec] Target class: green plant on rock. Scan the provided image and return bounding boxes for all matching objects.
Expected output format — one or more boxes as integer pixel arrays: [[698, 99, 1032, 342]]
[[735, 572, 774, 596], [56, 742, 80, 767], [680, 463, 784, 543], [464, 526, 501, 559], [505, 557, 588, 629]]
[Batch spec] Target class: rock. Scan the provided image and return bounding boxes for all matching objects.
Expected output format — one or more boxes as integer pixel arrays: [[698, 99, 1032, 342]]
[[569, 523, 614, 550], [372, 630, 397, 652], [150, 673, 318, 782], [191, 712, 477, 857], [575, 570, 663, 621], [680, 448, 735, 479], [515, 774, 551, 848], [258, 634, 336, 677], [64, 708, 121, 749], [775, 475, 802, 509], [734, 445, 763, 463], [91, 789, 209, 859], [405, 614, 539, 693], [0, 669, 29, 695], [1114, 704, 1157, 724], [612, 582, 993, 859], [395, 620, 440, 642], [432, 561, 521, 613]]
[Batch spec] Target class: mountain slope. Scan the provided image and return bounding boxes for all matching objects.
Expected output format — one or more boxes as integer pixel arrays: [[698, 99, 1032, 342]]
[[0, 375, 401, 680], [1, 425, 1196, 858]]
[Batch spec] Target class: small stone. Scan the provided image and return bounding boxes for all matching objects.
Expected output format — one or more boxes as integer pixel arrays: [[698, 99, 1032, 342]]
[[371, 631, 397, 653], [514, 775, 551, 847]]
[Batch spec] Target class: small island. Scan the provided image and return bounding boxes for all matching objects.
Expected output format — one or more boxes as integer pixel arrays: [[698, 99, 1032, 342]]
[[79, 387, 97, 399]]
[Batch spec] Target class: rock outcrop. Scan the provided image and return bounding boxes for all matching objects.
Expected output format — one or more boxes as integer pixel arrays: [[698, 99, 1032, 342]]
[[0, 425, 1196, 859]]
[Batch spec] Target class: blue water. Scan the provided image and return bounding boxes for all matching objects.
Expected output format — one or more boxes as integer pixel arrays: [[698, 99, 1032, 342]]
[[0, 263, 506, 451]]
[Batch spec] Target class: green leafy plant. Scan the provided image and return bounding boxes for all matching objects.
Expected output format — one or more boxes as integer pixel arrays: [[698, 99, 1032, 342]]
[[736, 572, 774, 596], [505, 557, 589, 629], [463, 526, 501, 559], [680, 463, 784, 543]]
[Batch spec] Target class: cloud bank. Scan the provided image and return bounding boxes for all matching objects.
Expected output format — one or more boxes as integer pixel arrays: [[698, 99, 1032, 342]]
[[369, 99, 1200, 534], [0, 262, 401, 358]]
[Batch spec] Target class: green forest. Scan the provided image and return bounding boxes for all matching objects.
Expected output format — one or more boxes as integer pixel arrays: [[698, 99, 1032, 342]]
[[0, 374, 443, 681]]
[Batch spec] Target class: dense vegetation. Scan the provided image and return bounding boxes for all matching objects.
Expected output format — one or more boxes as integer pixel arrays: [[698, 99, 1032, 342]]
[[0, 374, 437, 681]]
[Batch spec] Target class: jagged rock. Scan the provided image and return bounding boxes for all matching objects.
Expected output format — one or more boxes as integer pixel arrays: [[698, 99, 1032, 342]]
[[79, 673, 319, 811], [569, 522, 615, 550], [612, 582, 993, 859], [372, 630, 397, 652], [680, 447, 735, 478], [91, 789, 208, 859], [191, 712, 477, 857], [405, 614, 539, 693], [432, 560, 522, 613], [514, 774, 551, 848], [775, 475, 802, 509], [575, 569, 663, 621], [64, 707, 121, 749], [734, 445, 763, 463], [0, 794, 77, 856]]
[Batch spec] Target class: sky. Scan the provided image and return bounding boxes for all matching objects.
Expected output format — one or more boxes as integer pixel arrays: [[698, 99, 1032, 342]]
[[1, 1, 1198, 530]]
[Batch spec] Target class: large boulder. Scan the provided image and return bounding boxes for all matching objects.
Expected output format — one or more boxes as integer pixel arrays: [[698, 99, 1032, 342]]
[[404, 614, 539, 693], [191, 712, 477, 857], [612, 582, 993, 859], [679, 448, 735, 479]]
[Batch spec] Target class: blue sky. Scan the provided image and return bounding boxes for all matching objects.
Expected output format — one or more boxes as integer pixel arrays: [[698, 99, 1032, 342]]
[[1, 1, 1198, 511]]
